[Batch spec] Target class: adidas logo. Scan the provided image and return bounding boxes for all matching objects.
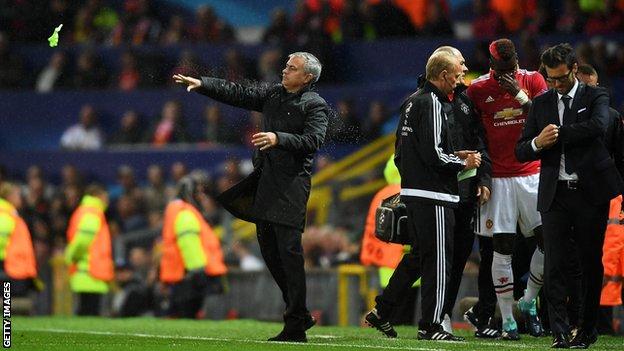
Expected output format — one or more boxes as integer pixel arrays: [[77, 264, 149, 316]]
[[485, 96, 495, 103]]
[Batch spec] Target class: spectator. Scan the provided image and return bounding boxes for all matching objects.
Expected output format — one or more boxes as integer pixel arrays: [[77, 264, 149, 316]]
[[490, 0, 526, 33], [108, 165, 142, 205], [257, 49, 283, 83], [263, 7, 294, 46], [35, 51, 71, 93], [202, 105, 238, 145], [87, 0, 119, 43], [168, 162, 188, 198], [73, 6, 96, 44], [361, 101, 388, 141], [223, 49, 254, 82], [114, 194, 147, 234], [161, 14, 187, 45], [0, 32, 24, 89], [144, 100, 192, 145], [556, 0, 586, 34], [60, 104, 104, 150], [472, 0, 505, 40], [525, 2, 556, 35], [111, 0, 162, 46], [117, 51, 141, 91], [329, 99, 362, 143], [109, 110, 143, 145], [585, 0, 624, 36], [169, 50, 203, 87], [143, 164, 168, 213], [337, 0, 364, 42], [73, 49, 109, 89], [422, 0, 454, 37], [190, 5, 234, 43]]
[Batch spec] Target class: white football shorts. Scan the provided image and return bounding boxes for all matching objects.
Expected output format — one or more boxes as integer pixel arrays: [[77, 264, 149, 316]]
[[474, 173, 542, 237]]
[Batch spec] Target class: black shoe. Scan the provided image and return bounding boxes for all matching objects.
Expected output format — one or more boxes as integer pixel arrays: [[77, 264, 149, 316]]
[[268, 330, 307, 343], [417, 326, 460, 341], [463, 307, 481, 329], [304, 316, 316, 331], [551, 332, 570, 349], [569, 329, 597, 349], [475, 325, 501, 338], [365, 309, 397, 338]]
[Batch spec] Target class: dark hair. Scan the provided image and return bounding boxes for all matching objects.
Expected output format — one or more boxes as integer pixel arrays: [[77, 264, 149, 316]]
[[540, 43, 577, 69], [577, 63, 597, 76], [84, 183, 106, 197], [489, 38, 517, 62]]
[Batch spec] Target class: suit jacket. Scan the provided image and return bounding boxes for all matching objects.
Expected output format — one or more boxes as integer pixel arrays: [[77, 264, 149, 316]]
[[605, 107, 624, 178], [197, 78, 329, 231], [515, 83, 623, 211]]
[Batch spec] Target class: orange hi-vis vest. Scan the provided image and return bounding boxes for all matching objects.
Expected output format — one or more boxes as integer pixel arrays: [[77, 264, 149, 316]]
[[160, 200, 227, 283], [0, 202, 37, 279], [601, 195, 624, 306], [66, 205, 114, 282], [360, 184, 404, 268]]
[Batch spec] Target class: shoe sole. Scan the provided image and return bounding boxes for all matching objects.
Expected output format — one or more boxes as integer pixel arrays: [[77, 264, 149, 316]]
[[364, 318, 397, 338]]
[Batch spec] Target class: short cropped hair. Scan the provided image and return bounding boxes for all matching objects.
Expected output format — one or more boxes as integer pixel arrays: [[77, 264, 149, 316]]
[[577, 63, 597, 76], [289, 52, 322, 83], [0, 182, 15, 199], [433, 46, 461, 57], [489, 38, 517, 62], [84, 183, 107, 197], [426, 52, 458, 80], [541, 43, 577, 69]]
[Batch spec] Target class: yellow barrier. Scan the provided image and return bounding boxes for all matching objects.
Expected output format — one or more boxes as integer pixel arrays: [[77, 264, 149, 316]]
[[50, 253, 72, 316], [337, 264, 377, 326]]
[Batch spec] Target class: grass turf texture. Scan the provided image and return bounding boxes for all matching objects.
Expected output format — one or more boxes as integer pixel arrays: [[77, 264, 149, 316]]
[[14, 317, 623, 351]]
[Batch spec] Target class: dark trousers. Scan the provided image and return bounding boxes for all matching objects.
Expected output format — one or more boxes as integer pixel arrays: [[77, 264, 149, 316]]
[[169, 271, 223, 319], [473, 235, 497, 324], [376, 202, 454, 328], [76, 293, 102, 316], [443, 200, 477, 318], [542, 183, 609, 334], [257, 221, 309, 332]]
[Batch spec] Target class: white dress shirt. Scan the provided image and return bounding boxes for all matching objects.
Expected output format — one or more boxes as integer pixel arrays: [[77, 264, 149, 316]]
[[531, 79, 579, 180]]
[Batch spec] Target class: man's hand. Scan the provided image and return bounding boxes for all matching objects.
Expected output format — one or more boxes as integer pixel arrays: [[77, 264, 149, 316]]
[[454, 150, 477, 159], [476, 185, 491, 205], [535, 124, 559, 149], [173, 74, 201, 92], [497, 73, 521, 96], [252, 132, 278, 150], [463, 152, 481, 170]]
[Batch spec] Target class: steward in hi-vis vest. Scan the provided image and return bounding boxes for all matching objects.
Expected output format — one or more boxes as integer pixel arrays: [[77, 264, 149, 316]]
[[0, 182, 37, 297], [159, 174, 226, 318], [65, 184, 113, 316]]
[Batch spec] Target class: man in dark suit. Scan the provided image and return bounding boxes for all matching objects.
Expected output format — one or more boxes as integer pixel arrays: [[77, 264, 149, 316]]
[[516, 43, 623, 349], [173, 52, 329, 343]]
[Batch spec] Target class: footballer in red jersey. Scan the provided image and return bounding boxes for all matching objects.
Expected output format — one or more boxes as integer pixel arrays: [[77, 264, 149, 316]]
[[466, 39, 547, 340]]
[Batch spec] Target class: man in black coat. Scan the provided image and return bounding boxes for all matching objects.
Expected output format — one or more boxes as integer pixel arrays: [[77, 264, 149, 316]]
[[173, 52, 329, 343], [515, 43, 623, 349]]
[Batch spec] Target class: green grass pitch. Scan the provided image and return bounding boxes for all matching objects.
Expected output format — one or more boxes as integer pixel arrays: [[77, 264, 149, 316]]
[[13, 317, 623, 350]]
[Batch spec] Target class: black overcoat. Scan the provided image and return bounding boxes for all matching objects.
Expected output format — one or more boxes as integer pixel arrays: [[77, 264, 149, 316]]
[[196, 78, 329, 231]]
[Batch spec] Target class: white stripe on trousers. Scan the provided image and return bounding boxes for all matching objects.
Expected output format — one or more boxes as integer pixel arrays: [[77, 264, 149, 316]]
[[434, 205, 446, 324]]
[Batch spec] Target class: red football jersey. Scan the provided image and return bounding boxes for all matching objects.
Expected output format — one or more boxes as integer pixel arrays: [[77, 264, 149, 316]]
[[467, 69, 548, 177]]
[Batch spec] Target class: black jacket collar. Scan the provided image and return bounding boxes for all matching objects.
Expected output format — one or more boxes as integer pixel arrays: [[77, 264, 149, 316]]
[[423, 80, 451, 103]]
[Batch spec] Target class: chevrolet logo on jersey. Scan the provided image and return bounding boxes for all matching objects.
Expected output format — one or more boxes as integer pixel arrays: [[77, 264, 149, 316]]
[[494, 107, 523, 120]]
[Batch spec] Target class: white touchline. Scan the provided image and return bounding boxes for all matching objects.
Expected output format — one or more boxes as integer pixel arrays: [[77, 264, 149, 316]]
[[22, 328, 452, 351]]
